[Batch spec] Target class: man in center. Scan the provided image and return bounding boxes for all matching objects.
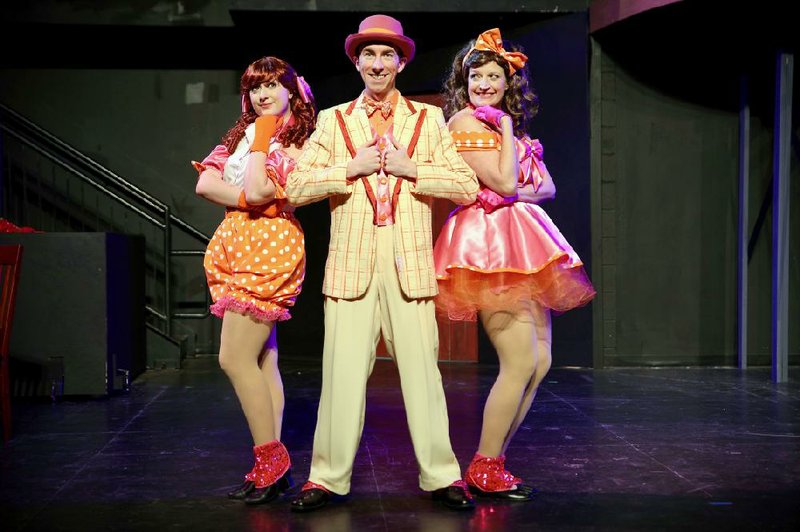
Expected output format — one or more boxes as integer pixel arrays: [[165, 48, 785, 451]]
[[284, 14, 479, 512]]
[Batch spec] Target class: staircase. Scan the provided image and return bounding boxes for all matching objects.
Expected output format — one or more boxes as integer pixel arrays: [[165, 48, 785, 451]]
[[0, 103, 213, 369]]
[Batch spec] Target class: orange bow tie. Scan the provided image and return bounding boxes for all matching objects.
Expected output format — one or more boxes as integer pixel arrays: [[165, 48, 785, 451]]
[[363, 96, 393, 119], [466, 28, 528, 75]]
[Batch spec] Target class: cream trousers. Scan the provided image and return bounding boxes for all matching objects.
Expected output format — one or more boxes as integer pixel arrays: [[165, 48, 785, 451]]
[[308, 225, 461, 494]]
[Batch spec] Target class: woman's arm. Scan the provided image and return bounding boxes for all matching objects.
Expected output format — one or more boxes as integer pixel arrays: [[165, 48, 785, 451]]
[[516, 177, 555, 204], [195, 169, 241, 208], [243, 152, 277, 205], [193, 144, 239, 207], [449, 111, 518, 196], [241, 114, 283, 205]]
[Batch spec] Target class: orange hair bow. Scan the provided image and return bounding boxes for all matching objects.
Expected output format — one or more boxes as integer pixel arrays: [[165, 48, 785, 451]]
[[463, 28, 528, 75]]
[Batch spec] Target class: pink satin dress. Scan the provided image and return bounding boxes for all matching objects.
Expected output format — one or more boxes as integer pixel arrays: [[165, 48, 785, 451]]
[[433, 128, 595, 321]]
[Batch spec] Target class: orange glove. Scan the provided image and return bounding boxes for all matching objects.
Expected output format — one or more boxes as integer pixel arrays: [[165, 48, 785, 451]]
[[237, 163, 286, 215], [237, 189, 253, 210], [237, 190, 286, 218], [259, 199, 287, 217], [250, 115, 282, 153]]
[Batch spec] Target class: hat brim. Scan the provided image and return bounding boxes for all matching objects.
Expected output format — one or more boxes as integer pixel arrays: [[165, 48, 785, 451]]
[[344, 33, 416, 64]]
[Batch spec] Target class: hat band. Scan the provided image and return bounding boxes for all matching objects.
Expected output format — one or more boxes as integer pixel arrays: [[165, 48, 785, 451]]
[[360, 27, 401, 36]]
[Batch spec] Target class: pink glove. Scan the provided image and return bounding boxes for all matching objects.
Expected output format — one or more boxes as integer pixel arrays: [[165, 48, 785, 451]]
[[476, 188, 517, 213], [472, 105, 508, 129]]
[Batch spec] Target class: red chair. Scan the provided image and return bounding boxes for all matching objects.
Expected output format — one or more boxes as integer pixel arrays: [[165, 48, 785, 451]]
[[0, 245, 23, 443]]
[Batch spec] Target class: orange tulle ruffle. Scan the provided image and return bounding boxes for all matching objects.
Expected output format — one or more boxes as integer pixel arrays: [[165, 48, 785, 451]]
[[433, 200, 595, 321]]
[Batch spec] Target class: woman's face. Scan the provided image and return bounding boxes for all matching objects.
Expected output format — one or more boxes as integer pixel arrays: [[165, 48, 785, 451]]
[[467, 61, 507, 108], [249, 79, 292, 119]]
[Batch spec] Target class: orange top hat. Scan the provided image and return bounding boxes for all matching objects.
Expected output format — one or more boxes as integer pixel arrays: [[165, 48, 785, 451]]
[[344, 14, 416, 64]]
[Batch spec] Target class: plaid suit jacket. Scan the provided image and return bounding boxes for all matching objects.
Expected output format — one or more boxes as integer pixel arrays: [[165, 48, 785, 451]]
[[285, 93, 478, 299]]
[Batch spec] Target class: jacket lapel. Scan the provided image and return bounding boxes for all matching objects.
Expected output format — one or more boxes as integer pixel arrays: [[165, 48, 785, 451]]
[[343, 92, 419, 151], [391, 93, 417, 152], [343, 95, 373, 151]]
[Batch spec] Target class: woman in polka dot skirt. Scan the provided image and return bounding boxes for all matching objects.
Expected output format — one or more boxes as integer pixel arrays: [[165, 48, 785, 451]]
[[193, 56, 316, 504]]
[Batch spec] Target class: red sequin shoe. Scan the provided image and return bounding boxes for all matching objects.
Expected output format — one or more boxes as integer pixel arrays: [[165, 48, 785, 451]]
[[465, 453, 536, 501], [242, 440, 293, 505]]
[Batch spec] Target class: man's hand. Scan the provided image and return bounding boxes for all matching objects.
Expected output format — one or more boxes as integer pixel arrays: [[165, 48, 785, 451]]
[[383, 133, 417, 181], [346, 134, 382, 179]]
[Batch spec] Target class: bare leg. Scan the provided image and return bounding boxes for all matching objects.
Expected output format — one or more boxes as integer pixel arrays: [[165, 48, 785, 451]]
[[477, 305, 540, 457], [219, 311, 276, 446], [501, 303, 551, 454], [258, 326, 284, 439]]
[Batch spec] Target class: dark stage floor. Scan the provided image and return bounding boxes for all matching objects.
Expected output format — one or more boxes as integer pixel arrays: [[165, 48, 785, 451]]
[[2, 357, 799, 531]]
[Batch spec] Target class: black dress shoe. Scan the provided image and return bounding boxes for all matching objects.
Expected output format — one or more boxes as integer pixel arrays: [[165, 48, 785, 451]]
[[432, 484, 475, 511], [290, 488, 331, 513], [227, 480, 255, 500], [242, 470, 293, 505], [470, 483, 538, 501]]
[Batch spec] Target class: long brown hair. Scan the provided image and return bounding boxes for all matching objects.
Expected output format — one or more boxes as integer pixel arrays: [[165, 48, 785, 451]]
[[221, 56, 316, 153], [442, 41, 538, 137]]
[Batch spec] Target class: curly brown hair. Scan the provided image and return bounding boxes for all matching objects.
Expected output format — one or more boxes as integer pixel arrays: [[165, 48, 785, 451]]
[[442, 40, 538, 137], [221, 56, 317, 153]]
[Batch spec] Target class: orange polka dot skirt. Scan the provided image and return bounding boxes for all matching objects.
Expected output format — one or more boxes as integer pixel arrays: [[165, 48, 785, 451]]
[[204, 210, 305, 323]]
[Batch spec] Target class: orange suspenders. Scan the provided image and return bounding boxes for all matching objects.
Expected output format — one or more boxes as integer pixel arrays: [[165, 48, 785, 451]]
[[335, 98, 427, 224]]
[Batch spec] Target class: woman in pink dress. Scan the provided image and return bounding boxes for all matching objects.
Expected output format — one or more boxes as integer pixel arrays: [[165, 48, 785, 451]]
[[434, 28, 596, 500], [193, 56, 315, 504]]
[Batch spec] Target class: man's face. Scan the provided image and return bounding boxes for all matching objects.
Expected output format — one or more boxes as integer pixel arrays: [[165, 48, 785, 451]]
[[355, 43, 406, 98]]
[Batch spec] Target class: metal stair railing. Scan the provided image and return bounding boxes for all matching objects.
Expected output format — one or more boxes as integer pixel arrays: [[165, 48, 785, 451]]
[[0, 102, 211, 338]]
